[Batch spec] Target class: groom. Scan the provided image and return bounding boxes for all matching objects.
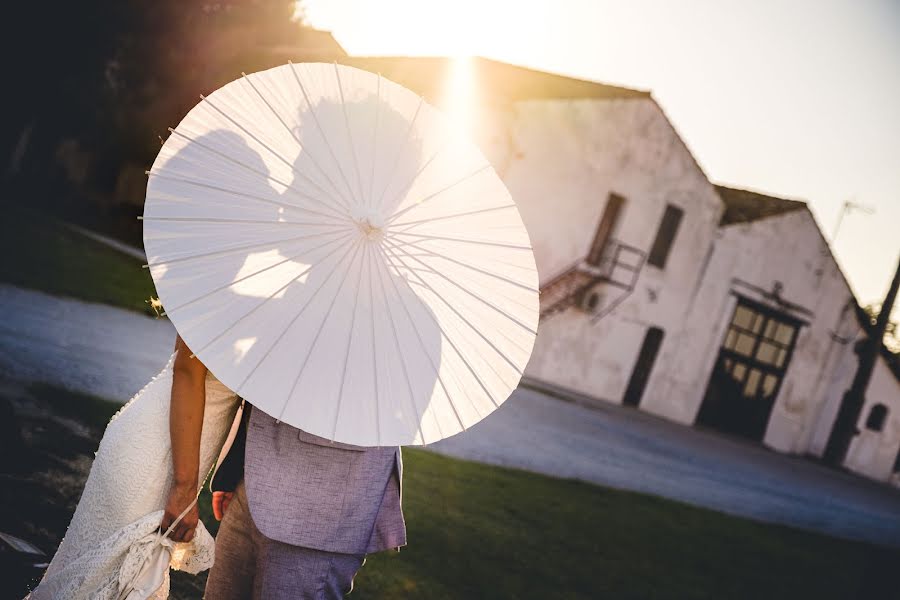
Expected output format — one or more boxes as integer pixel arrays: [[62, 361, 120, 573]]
[[202, 397, 406, 598]]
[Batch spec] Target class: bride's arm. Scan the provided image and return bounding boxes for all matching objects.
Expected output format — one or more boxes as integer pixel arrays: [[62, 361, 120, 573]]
[[161, 333, 208, 542]]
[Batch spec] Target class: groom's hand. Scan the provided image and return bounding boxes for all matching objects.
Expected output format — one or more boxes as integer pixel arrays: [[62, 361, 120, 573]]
[[212, 491, 234, 521], [161, 481, 199, 542]]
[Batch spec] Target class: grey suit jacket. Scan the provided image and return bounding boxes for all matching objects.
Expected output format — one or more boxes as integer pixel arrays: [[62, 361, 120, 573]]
[[240, 405, 406, 555]]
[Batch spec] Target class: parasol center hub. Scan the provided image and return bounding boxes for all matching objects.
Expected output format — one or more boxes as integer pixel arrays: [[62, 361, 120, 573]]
[[357, 219, 384, 242], [351, 206, 386, 242]]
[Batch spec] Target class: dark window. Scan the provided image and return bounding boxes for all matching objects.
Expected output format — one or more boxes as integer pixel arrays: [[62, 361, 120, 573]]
[[865, 404, 888, 432], [586, 193, 626, 266], [647, 204, 684, 269]]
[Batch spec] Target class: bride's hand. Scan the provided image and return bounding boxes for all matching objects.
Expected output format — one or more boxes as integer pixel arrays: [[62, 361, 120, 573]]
[[161, 481, 199, 542]]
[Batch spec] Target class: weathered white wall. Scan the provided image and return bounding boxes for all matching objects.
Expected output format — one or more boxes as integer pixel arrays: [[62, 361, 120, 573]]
[[669, 210, 862, 450], [806, 307, 864, 457], [845, 354, 900, 481], [469, 97, 723, 404], [456, 91, 900, 483]]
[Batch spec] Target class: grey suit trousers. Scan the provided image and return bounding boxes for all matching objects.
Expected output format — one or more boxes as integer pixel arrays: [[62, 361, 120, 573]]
[[205, 479, 366, 599]]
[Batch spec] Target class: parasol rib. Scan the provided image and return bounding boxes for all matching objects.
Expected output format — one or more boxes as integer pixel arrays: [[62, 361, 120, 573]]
[[391, 239, 531, 380], [389, 237, 537, 275], [392, 204, 517, 230], [377, 142, 445, 217], [390, 230, 532, 251], [384, 238, 538, 320], [371, 243, 431, 444], [329, 243, 369, 441], [333, 63, 366, 205], [160, 232, 352, 317], [235, 238, 363, 396], [187, 236, 359, 363], [199, 93, 355, 214], [274, 240, 366, 423], [387, 164, 492, 225], [368, 75, 382, 211], [373, 96, 424, 215], [240, 72, 358, 212], [373, 250, 462, 435], [140, 216, 346, 227], [366, 246, 382, 445], [385, 244, 492, 418], [143, 227, 347, 270], [146, 172, 351, 225], [385, 236, 535, 337], [381, 235, 537, 293], [289, 62, 361, 208], [164, 127, 350, 223], [383, 242, 527, 377]]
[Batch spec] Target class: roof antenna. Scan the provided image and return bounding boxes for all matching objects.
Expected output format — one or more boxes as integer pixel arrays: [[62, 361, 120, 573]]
[[831, 198, 874, 244]]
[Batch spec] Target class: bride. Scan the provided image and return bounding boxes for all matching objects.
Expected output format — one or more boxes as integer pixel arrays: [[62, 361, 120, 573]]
[[27, 334, 241, 599]]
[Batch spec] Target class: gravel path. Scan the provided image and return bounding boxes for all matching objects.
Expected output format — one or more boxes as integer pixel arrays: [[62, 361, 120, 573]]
[[3, 283, 899, 547], [431, 387, 900, 547], [0, 284, 175, 402]]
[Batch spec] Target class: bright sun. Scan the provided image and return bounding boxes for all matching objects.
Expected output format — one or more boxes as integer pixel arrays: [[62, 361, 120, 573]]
[[300, 0, 547, 59]]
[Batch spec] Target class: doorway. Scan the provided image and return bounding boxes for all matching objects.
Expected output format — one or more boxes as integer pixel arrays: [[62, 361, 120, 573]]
[[623, 327, 664, 407], [696, 297, 801, 441]]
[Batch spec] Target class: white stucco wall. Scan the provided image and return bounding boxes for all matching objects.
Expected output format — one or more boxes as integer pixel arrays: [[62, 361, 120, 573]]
[[454, 89, 900, 483], [807, 312, 865, 457], [467, 96, 723, 404], [669, 210, 864, 450], [845, 354, 900, 482]]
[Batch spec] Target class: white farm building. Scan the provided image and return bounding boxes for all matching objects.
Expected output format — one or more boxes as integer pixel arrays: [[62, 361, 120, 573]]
[[337, 56, 900, 484]]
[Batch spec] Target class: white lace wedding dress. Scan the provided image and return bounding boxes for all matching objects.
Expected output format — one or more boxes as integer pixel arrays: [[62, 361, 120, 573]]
[[27, 348, 241, 599]]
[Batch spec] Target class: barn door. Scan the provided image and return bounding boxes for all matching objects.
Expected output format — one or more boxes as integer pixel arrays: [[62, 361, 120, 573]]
[[696, 298, 801, 441]]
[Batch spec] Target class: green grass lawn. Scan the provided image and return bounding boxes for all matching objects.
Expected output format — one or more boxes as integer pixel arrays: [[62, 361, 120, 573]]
[[4, 382, 897, 600], [0, 204, 156, 313], [353, 451, 898, 600]]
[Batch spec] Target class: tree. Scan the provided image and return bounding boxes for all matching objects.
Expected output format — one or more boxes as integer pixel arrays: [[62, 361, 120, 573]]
[[863, 303, 899, 354], [2, 1, 333, 243]]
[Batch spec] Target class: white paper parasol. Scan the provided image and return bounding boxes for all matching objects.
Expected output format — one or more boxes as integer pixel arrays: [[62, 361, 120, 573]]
[[142, 62, 538, 446]]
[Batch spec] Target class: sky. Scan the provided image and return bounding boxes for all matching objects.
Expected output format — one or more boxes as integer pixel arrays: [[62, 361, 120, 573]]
[[301, 0, 900, 314]]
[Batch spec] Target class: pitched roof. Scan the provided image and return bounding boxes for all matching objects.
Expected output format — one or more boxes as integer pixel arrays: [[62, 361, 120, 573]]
[[715, 185, 808, 226], [266, 29, 349, 60], [332, 56, 649, 105]]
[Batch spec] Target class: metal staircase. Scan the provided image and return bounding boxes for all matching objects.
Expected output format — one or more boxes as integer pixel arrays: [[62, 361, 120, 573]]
[[539, 239, 646, 322]]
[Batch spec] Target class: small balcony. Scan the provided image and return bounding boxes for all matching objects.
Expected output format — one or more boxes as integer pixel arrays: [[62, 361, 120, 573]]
[[539, 239, 646, 321]]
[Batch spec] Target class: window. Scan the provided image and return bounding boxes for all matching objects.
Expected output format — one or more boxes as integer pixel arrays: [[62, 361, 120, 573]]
[[721, 304, 797, 376], [586, 193, 625, 266], [865, 404, 888, 432], [647, 204, 684, 269], [718, 298, 800, 402]]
